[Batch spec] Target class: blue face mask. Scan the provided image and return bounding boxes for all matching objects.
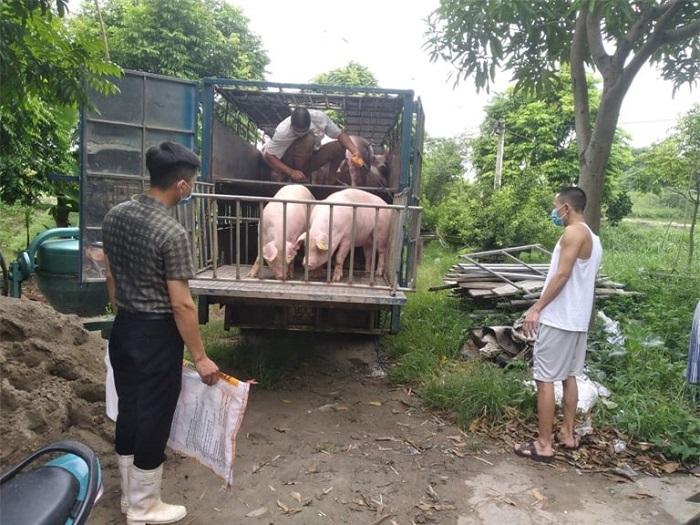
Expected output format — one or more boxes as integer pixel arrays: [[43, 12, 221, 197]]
[[178, 180, 194, 205], [551, 205, 566, 227]]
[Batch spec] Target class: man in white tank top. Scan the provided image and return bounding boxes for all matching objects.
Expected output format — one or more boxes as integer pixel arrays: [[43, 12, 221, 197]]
[[514, 187, 603, 463]]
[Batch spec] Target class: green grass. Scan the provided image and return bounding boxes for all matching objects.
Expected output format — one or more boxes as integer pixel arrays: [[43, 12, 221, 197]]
[[384, 223, 699, 464], [197, 318, 317, 389], [628, 190, 689, 223], [383, 241, 535, 424], [0, 201, 79, 260]]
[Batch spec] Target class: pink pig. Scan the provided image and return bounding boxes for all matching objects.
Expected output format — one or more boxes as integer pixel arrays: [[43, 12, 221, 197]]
[[248, 184, 315, 280], [295, 188, 392, 282]]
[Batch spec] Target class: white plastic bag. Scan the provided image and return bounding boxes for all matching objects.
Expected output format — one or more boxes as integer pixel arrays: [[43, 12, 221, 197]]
[[105, 351, 249, 486], [524, 374, 610, 413]]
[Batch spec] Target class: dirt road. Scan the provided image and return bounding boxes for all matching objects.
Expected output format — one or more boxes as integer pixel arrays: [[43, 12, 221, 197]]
[[1, 296, 697, 524], [89, 338, 699, 525]]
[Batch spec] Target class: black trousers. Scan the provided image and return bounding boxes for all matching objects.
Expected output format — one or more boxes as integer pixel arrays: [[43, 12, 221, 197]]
[[109, 310, 183, 470]]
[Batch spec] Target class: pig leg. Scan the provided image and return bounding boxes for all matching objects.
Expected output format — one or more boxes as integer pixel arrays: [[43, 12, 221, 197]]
[[375, 248, 386, 277], [362, 244, 375, 274], [362, 242, 385, 278], [332, 241, 352, 282], [247, 254, 261, 277]]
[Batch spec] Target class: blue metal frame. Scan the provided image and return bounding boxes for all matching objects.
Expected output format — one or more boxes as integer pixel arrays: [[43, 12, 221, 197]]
[[79, 70, 198, 283]]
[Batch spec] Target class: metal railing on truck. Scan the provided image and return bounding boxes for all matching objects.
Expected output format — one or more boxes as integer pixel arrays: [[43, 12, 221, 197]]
[[186, 183, 421, 296]]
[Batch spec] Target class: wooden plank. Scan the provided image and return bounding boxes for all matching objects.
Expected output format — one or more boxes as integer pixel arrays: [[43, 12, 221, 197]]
[[467, 289, 496, 298], [517, 279, 544, 292], [456, 281, 505, 289], [492, 284, 520, 296]]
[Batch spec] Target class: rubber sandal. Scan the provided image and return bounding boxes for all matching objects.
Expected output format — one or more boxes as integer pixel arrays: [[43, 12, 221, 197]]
[[514, 441, 555, 464]]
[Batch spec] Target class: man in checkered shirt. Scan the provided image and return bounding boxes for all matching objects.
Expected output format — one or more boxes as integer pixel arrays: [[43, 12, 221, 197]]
[[103, 141, 219, 525]]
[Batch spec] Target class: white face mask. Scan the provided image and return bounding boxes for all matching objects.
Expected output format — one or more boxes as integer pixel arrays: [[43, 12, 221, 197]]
[[178, 180, 194, 205]]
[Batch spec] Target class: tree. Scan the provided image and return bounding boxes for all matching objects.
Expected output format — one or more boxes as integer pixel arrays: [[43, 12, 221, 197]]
[[312, 61, 379, 87], [420, 137, 468, 231], [633, 104, 700, 266], [0, 0, 119, 205], [71, 0, 269, 81], [468, 72, 633, 216], [428, 70, 633, 248], [424, 0, 700, 233], [310, 62, 379, 127]]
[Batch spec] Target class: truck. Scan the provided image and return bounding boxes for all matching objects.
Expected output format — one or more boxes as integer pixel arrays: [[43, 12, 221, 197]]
[[79, 70, 424, 334]]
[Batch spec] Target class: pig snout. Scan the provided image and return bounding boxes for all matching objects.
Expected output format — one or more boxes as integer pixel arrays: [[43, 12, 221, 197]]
[[254, 184, 314, 280]]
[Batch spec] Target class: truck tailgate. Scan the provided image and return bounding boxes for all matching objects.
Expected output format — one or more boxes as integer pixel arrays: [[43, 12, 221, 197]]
[[190, 264, 406, 306]]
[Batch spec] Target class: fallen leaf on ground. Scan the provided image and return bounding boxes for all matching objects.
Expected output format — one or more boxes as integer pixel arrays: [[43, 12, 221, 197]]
[[245, 507, 268, 518], [661, 462, 680, 474], [629, 493, 654, 500], [367, 401, 383, 406], [276, 500, 302, 515], [280, 399, 293, 404], [416, 503, 456, 511], [531, 488, 545, 501]]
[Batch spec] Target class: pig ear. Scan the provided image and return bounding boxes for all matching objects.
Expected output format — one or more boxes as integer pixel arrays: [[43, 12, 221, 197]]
[[262, 242, 277, 262], [316, 232, 329, 251], [293, 233, 306, 252], [285, 241, 296, 263]]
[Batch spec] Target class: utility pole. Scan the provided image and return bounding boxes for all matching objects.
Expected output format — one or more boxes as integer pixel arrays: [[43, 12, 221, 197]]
[[494, 120, 505, 190]]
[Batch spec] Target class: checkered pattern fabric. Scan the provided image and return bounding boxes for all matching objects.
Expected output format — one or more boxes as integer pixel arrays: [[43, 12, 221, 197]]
[[103, 194, 194, 313]]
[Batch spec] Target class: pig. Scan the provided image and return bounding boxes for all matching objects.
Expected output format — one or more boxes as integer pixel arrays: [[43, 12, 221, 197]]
[[295, 188, 392, 282], [365, 152, 390, 188], [345, 135, 374, 187], [247, 184, 315, 280], [337, 149, 390, 188], [309, 163, 333, 185]]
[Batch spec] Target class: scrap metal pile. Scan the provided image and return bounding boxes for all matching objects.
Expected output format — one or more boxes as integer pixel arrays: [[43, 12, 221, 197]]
[[430, 244, 637, 310]]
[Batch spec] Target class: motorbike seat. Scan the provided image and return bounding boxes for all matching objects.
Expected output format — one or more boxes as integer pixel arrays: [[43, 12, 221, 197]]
[[0, 465, 79, 525]]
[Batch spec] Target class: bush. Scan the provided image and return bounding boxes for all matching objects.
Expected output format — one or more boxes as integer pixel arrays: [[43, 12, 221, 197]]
[[432, 179, 560, 250]]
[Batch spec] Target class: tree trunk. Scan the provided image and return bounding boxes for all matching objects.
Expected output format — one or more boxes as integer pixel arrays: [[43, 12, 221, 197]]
[[577, 92, 626, 234]]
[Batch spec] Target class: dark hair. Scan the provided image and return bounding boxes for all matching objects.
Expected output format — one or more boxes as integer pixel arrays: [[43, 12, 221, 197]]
[[558, 186, 587, 212], [146, 141, 200, 189], [291, 107, 311, 129]]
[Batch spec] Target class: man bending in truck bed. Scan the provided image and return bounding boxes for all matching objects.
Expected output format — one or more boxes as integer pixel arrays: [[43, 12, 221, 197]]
[[263, 107, 363, 183]]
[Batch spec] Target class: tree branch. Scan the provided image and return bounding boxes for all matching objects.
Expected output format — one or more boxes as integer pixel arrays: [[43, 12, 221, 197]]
[[585, 4, 611, 77], [617, 3, 660, 62], [616, 1, 687, 97], [662, 19, 700, 45]]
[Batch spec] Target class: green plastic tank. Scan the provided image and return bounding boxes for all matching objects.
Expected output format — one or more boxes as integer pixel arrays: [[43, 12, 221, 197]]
[[35, 236, 109, 318]]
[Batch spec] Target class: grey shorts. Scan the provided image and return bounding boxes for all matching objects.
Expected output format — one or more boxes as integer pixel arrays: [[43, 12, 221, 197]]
[[533, 324, 587, 382]]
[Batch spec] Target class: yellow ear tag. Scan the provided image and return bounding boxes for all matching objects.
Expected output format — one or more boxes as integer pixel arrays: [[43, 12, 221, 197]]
[[286, 253, 295, 263], [318, 240, 328, 250]]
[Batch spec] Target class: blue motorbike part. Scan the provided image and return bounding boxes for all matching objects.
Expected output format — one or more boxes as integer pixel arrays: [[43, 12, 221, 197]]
[[0, 440, 101, 525]]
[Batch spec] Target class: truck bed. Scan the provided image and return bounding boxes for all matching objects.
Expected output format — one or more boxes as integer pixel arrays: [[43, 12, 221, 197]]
[[190, 264, 407, 306]]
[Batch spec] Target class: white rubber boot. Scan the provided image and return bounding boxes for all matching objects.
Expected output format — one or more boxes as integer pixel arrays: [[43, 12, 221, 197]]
[[117, 454, 134, 514], [126, 464, 187, 525]]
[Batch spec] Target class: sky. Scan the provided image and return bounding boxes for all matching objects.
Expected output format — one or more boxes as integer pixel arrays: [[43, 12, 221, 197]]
[[229, 0, 697, 148], [68, 0, 697, 147]]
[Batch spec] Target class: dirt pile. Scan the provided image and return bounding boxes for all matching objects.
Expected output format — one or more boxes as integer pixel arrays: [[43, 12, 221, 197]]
[[0, 296, 114, 469]]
